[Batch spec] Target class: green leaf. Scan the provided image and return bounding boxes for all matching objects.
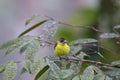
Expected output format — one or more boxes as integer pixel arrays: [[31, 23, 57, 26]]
[[70, 45, 82, 54], [25, 39, 40, 61], [105, 76, 112, 80], [5, 36, 39, 56], [4, 61, 17, 80], [18, 20, 48, 37], [70, 38, 97, 55], [62, 69, 74, 80], [0, 63, 6, 73], [114, 25, 120, 29], [77, 52, 88, 59], [0, 39, 16, 50], [46, 58, 61, 75], [92, 65, 104, 75], [107, 67, 120, 77], [93, 74, 105, 80], [72, 76, 80, 80], [30, 59, 47, 74], [19, 43, 29, 54], [23, 60, 32, 74], [34, 65, 49, 80], [111, 60, 120, 67], [81, 66, 94, 80], [20, 67, 28, 75], [70, 38, 97, 45], [70, 63, 81, 75], [100, 33, 120, 38], [25, 14, 41, 25]]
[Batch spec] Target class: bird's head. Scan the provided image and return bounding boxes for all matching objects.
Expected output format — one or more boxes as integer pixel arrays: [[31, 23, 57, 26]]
[[59, 38, 67, 44]]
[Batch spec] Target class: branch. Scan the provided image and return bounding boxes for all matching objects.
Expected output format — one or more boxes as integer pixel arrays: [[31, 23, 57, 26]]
[[45, 15, 104, 33], [48, 56, 115, 67]]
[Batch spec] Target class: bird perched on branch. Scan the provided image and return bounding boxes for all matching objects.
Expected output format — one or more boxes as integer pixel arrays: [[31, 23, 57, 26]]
[[54, 38, 70, 56]]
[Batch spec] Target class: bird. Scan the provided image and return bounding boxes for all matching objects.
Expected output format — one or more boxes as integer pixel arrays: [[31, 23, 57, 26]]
[[54, 38, 70, 56]]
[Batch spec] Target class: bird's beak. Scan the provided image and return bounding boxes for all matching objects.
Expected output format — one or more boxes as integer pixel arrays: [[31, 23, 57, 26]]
[[63, 40, 67, 43]]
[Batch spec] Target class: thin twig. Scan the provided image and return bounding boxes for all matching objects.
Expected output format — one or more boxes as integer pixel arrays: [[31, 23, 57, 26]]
[[45, 15, 104, 33]]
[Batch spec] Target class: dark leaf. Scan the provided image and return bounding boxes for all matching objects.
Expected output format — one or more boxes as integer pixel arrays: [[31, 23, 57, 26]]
[[18, 20, 48, 37], [19, 43, 29, 54], [0, 39, 16, 50], [0, 63, 6, 73], [20, 67, 28, 75], [34, 65, 49, 80]]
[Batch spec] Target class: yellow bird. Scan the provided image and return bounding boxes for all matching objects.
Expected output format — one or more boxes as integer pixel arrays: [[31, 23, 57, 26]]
[[54, 38, 70, 56]]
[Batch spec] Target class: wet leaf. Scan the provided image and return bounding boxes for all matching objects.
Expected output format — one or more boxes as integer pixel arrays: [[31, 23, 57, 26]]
[[72, 76, 80, 80], [4, 61, 17, 80], [111, 60, 120, 67], [25, 39, 40, 61], [114, 25, 120, 29], [62, 69, 74, 80], [100, 33, 119, 38], [93, 74, 105, 80], [81, 66, 94, 80], [23, 60, 32, 73], [70, 39, 97, 45], [5, 36, 39, 56], [30, 58, 47, 74]]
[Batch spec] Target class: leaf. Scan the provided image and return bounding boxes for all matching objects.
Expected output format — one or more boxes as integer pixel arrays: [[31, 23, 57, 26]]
[[23, 60, 32, 73], [46, 58, 61, 75], [70, 45, 82, 54], [5, 36, 39, 55], [72, 76, 80, 80], [70, 63, 81, 75], [107, 67, 120, 77], [0, 39, 16, 50], [0, 63, 6, 73], [62, 69, 74, 80], [20, 67, 28, 75], [111, 60, 120, 67], [114, 25, 120, 29], [19, 43, 29, 54], [105, 76, 112, 80], [18, 20, 48, 37], [93, 74, 105, 80], [70, 38, 97, 45], [30, 59, 47, 74], [81, 66, 94, 80], [70, 39, 97, 55], [92, 65, 104, 75], [25, 14, 41, 25], [100, 33, 120, 38], [77, 52, 88, 59], [34, 65, 49, 80], [25, 39, 40, 61], [4, 61, 17, 80]]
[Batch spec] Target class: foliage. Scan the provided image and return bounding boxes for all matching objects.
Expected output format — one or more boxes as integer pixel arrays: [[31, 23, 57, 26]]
[[0, 6, 120, 80]]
